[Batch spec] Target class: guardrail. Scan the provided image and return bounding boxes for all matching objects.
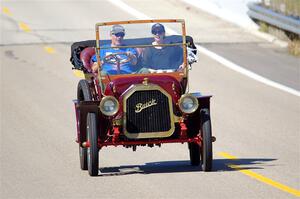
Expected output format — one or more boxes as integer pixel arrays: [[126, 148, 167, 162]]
[[261, 0, 299, 17], [247, 2, 300, 35]]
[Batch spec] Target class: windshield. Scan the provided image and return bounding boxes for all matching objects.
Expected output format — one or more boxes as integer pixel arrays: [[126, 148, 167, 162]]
[[95, 21, 186, 75]]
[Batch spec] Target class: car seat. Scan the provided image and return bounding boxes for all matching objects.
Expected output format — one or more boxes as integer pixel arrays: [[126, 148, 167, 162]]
[[80, 47, 95, 72]]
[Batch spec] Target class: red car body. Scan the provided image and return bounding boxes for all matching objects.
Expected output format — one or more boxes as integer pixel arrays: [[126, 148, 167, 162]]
[[70, 19, 214, 176]]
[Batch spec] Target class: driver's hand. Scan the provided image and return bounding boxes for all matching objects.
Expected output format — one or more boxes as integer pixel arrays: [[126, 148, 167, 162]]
[[92, 62, 99, 72], [126, 51, 137, 65], [126, 51, 134, 58]]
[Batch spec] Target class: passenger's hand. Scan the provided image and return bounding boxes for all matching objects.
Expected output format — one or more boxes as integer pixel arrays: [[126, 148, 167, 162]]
[[137, 67, 151, 74]]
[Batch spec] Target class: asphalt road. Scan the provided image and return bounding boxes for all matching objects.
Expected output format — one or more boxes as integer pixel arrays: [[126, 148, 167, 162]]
[[1, 0, 299, 198]]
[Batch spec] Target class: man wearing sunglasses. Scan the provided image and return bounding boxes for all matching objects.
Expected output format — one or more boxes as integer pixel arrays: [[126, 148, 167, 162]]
[[141, 23, 183, 72], [91, 25, 138, 74]]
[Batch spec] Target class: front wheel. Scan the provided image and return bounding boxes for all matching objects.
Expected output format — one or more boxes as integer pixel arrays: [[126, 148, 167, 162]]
[[188, 142, 201, 166], [79, 146, 87, 170], [87, 113, 99, 176], [200, 108, 213, 171]]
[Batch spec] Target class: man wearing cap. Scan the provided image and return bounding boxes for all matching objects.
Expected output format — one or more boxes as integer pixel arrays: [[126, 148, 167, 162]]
[[141, 23, 183, 72], [91, 25, 138, 74]]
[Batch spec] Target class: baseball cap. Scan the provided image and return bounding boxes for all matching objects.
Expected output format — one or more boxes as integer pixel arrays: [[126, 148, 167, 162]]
[[151, 23, 165, 34], [111, 25, 125, 34]]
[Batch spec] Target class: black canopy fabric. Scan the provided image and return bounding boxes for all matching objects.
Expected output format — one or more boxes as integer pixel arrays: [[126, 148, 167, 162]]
[[70, 35, 196, 70]]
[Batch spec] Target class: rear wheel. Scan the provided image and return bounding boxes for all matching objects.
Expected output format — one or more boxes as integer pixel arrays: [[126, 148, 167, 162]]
[[200, 108, 212, 171], [77, 80, 92, 170], [87, 113, 99, 176]]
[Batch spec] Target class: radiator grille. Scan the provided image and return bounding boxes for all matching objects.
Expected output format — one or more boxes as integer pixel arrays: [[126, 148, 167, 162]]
[[126, 90, 171, 134]]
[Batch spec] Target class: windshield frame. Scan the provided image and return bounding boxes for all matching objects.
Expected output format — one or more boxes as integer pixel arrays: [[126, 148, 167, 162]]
[[94, 19, 188, 91]]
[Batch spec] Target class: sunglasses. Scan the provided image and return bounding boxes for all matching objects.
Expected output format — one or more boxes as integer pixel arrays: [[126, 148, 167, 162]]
[[113, 32, 125, 37], [152, 30, 164, 35]]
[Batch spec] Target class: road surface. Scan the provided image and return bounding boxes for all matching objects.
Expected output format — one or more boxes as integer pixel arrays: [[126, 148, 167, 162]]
[[1, 0, 299, 198]]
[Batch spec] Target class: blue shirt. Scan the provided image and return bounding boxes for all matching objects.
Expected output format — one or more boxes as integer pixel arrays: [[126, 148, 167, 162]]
[[91, 45, 137, 74]]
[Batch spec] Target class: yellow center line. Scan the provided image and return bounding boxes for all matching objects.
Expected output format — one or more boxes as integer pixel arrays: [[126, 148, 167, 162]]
[[218, 152, 300, 197], [218, 152, 238, 160], [2, 7, 13, 16], [73, 69, 85, 78], [44, 46, 56, 54], [2, 6, 56, 57], [19, 22, 31, 33]]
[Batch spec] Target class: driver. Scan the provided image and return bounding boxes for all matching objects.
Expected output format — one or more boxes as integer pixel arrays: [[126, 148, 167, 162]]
[[91, 25, 138, 74]]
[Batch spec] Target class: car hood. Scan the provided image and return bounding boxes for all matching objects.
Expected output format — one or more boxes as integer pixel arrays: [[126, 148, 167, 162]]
[[104, 75, 183, 102]]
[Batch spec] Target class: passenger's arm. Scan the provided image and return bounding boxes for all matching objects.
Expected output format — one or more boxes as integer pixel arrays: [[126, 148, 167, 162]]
[[141, 48, 151, 68]]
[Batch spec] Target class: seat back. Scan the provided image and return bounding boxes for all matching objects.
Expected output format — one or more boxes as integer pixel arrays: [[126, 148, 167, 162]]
[[80, 47, 95, 71]]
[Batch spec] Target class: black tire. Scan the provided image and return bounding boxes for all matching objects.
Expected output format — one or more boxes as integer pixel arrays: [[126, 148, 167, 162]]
[[200, 108, 213, 171], [77, 80, 92, 170], [77, 80, 92, 101], [87, 113, 99, 176], [188, 142, 201, 166], [79, 147, 87, 170]]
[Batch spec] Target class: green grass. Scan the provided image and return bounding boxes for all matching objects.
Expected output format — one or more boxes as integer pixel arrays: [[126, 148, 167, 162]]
[[259, 22, 269, 33], [288, 40, 300, 56]]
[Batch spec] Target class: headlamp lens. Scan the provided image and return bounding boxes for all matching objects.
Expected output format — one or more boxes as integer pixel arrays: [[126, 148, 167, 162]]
[[100, 96, 119, 116], [179, 95, 199, 114]]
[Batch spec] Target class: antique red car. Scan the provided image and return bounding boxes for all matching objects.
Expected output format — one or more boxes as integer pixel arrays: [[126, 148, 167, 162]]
[[70, 19, 214, 176]]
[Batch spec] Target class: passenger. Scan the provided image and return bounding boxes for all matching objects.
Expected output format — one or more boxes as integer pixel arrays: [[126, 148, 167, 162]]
[[141, 23, 183, 72], [91, 25, 138, 74]]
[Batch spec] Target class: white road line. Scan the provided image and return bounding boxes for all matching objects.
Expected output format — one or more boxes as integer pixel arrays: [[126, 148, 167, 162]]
[[108, 0, 149, 19], [108, 0, 300, 97], [196, 45, 300, 97], [181, 0, 288, 48]]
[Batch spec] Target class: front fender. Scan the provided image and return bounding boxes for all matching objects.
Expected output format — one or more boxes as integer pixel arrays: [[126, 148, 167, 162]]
[[75, 101, 100, 144], [186, 92, 212, 137]]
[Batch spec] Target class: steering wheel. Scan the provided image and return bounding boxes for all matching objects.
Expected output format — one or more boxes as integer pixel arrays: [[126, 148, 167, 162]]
[[103, 52, 132, 65]]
